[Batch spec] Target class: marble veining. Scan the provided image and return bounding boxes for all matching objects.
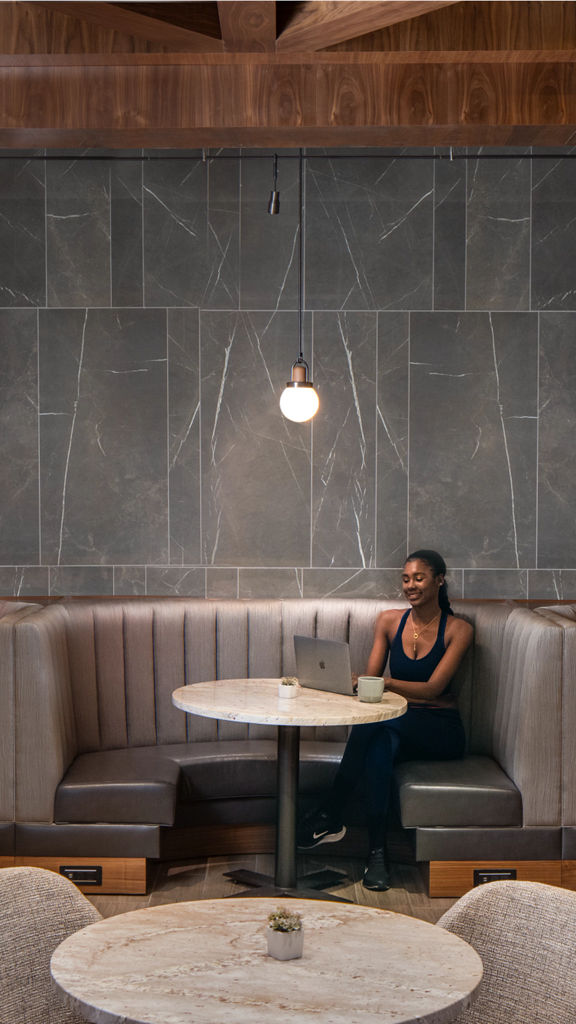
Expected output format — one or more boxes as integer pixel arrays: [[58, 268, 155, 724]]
[[51, 897, 482, 1024], [313, 313, 376, 569], [172, 678, 407, 728], [201, 311, 311, 567], [2, 150, 576, 597], [0, 309, 39, 563]]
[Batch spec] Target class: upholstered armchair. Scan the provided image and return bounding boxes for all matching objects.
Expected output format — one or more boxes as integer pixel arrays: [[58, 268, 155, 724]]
[[0, 866, 101, 1024], [437, 880, 576, 1023]]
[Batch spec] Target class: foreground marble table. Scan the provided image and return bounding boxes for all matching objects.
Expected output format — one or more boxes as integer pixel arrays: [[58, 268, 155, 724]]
[[172, 678, 407, 892], [51, 897, 483, 1024]]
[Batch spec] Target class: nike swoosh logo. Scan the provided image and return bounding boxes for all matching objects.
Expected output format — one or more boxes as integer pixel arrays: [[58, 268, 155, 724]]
[[312, 830, 329, 840]]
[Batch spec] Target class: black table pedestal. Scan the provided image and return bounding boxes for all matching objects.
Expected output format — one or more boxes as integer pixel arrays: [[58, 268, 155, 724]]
[[224, 724, 349, 901]]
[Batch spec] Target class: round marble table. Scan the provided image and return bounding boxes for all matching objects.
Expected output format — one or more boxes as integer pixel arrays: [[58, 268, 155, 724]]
[[51, 896, 483, 1024], [172, 678, 407, 892]]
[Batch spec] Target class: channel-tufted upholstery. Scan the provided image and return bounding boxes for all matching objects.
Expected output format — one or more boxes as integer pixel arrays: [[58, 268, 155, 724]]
[[1, 597, 566, 866], [0, 602, 43, 855], [532, 604, 576, 859]]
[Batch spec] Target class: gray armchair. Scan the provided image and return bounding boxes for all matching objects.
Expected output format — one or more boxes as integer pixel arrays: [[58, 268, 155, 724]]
[[0, 866, 102, 1024], [437, 880, 576, 1023]]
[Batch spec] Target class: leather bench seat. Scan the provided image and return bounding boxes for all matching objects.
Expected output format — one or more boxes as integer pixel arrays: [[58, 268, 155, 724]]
[[395, 755, 523, 828], [54, 748, 181, 825], [55, 741, 345, 826]]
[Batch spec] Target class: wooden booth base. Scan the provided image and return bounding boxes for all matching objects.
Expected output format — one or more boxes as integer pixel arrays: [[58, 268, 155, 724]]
[[428, 860, 576, 898], [0, 856, 147, 894], [3, 853, 576, 899]]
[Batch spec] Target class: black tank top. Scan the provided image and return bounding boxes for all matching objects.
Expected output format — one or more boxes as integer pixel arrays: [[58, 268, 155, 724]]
[[389, 609, 448, 683]]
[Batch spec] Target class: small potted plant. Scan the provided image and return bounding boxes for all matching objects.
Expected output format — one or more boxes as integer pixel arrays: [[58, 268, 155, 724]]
[[266, 906, 304, 960], [278, 676, 300, 699]]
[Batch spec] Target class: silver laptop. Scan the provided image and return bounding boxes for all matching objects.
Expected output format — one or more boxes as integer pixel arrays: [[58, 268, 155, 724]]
[[293, 635, 355, 695]]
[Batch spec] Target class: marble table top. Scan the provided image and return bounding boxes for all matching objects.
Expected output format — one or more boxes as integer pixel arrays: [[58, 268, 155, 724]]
[[172, 677, 407, 727], [51, 896, 482, 1024]]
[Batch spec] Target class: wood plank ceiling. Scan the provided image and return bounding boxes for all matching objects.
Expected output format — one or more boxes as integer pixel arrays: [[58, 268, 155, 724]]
[[1, 1, 576, 148]]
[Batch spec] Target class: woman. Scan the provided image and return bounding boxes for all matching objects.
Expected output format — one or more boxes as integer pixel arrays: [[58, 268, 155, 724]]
[[297, 550, 473, 891]]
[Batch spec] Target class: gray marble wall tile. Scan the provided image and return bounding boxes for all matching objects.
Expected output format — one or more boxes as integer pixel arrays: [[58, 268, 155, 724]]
[[168, 309, 200, 564], [238, 568, 302, 598], [0, 157, 45, 306], [466, 155, 531, 310], [532, 155, 576, 310], [206, 567, 238, 598], [39, 308, 168, 565], [240, 155, 298, 310], [434, 158, 466, 310], [205, 154, 240, 308], [302, 568, 402, 599], [528, 570, 576, 600], [111, 161, 143, 307], [377, 312, 409, 565], [146, 567, 205, 596], [4, 149, 576, 601], [538, 312, 576, 567], [143, 156, 239, 308], [201, 311, 311, 566], [0, 310, 39, 563], [463, 569, 528, 599], [0, 567, 48, 596], [49, 566, 114, 595], [46, 158, 111, 307], [114, 566, 146, 595], [312, 312, 377, 568], [409, 312, 537, 567], [306, 155, 433, 310]]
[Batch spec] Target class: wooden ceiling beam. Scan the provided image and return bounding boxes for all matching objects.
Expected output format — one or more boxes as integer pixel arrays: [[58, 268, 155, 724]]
[[33, 1, 225, 52], [217, 2, 276, 53], [276, 1, 461, 52], [5, 50, 576, 68], [1, 57, 576, 147]]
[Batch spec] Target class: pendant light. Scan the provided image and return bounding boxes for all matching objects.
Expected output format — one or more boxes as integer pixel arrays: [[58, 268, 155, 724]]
[[278, 151, 319, 423]]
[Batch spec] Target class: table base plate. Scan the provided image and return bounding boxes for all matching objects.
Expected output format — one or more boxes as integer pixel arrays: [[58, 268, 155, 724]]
[[224, 867, 351, 902]]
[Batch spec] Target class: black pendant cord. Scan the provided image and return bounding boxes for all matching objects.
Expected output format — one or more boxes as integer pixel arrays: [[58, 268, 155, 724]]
[[298, 147, 304, 364]]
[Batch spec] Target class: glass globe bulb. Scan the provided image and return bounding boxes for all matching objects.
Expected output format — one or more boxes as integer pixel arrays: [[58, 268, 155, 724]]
[[279, 385, 319, 423]]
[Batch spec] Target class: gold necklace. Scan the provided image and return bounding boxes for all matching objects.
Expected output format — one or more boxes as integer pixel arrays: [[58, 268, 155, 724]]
[[410, 611, 440, 658]]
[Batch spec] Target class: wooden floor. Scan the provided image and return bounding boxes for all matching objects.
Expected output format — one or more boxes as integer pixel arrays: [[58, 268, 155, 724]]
[[86, 846, 458, 924]]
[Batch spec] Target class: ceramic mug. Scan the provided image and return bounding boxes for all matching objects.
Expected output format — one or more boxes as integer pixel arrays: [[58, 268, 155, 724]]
[[357, 675, 385, 702]]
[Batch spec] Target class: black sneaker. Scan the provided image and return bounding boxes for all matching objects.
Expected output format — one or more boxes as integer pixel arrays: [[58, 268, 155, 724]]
[[296, 807, 346, 849], [362, 848, 390, 891]]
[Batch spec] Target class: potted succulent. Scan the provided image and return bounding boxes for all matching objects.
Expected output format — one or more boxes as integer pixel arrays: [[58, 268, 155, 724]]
[[266, 906, 304, 960], [278, 676, 300, 699]]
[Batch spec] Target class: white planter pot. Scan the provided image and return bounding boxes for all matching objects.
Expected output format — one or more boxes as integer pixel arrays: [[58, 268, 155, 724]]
[[266, 927, 304, 960], [278, 684, 298, 699]]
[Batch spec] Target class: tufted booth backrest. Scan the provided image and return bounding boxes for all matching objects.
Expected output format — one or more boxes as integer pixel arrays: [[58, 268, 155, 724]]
[[19, 599, 409, 753], [0, 603, 42, 829], [10, 596, 545, 825], [533, 605, 576, 827], [491, 608, 563, 826]]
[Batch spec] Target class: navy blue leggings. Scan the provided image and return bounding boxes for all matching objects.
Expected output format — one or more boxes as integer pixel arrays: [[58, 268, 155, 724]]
[[328, 707, 466, 840]]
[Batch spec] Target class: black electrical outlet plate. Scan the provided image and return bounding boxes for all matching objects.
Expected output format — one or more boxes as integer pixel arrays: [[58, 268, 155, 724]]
[[473, 868, 517, 886], [59, 865, 103, 886]]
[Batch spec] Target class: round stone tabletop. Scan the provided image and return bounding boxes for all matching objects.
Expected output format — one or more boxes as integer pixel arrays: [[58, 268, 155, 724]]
[[172, 677, 407, 727], [51, 896, 483, 1024]]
